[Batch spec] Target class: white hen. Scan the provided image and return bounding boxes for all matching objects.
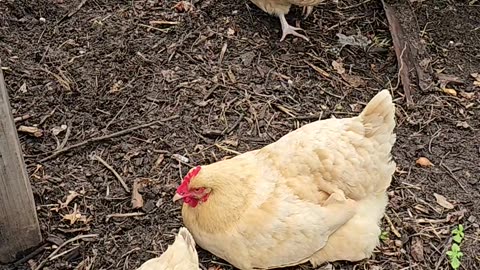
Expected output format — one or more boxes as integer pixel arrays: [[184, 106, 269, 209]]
[[137, 227, 200, 270]]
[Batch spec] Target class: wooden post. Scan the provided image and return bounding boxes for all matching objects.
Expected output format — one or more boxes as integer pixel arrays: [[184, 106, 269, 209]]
[[0, 62, 42, 263]]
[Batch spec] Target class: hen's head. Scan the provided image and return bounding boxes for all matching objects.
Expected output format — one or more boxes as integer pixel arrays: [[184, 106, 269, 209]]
[[173, 166, 212, 208]]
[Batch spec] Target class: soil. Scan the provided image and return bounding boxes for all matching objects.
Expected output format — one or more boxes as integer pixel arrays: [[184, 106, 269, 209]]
[[0, 0, 479, 269]]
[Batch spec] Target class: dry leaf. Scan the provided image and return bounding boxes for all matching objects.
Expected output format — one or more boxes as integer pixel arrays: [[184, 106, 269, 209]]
[[471, 73, 480, 87], [332, 60, 345, 74], [131, 179, 145, 209], [336, 33, 371, 48], [447, 209, 467, 222], [51, 124, 68, 136], [173, 1, 193, 12], [62, 205, 90, 225], [19, 82, 27, 93], [349, 103, 363, 113], [60, 191, 79, 208], [416, 157, 434, 167], [442, 88, 457, 97], [227, 28, 235, 36], [456, 121, 471, 129], [459, 91, 475, 99], [18, 125, 43, 137], [153, 154, 164, 169], [442, 88, 457, 96], [109, 80, 123, 93], [433, 193, 454, 209], [341, 73, 366, 88], [172, 154, 189, 163], [223, 138, 239, 147], [227, 70, 236, 83], [410, 237, 425, 262]]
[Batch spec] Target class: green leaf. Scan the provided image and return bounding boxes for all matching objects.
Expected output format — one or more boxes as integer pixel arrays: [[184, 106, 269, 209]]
[[451, 243, 461, 252], [457, 252, 463, 258], [446, 250, 454, 258], [450, 257, 461, 269], [453, 234, 463, 243], [458, 224, 464, 231]]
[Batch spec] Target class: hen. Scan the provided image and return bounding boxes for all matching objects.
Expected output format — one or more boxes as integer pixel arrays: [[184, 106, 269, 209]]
[[137, 227, 200, 270], [173, 90, 396, 269], [250, 0, 322, 41]]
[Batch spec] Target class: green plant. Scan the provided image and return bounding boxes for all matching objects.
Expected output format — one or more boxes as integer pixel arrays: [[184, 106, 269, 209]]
[[452, 224, 465, 243], [447, 225, 465, 270], [379, 231, 389, 242]]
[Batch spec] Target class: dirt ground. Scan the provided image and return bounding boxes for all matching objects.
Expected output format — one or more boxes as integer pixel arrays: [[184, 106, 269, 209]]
[[0, 0, 479, 269]]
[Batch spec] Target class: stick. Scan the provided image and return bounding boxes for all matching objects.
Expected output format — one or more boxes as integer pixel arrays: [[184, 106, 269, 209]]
[[57, 0, 88, 23], [105, 212, 145, 222], [381, 0, 414, 105], [38, 115, 179, 163], [92, 154, 130, 193], [13, 114, 34, 123], [441, 164, 468, 193]]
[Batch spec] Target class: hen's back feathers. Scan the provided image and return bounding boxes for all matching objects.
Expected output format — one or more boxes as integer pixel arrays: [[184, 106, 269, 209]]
[[137, 227, 199, 270]]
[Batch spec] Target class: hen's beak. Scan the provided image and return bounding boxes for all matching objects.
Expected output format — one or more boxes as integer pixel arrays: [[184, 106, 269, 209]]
[[172, 193, 183, 202]]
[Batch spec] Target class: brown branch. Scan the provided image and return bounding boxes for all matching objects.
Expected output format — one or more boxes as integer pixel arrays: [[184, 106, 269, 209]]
[[382, 0, 414, 106], [38, 115, 179, 163]]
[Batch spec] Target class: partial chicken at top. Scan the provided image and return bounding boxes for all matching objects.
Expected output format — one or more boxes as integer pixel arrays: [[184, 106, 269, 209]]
[[249, 0, 323, 41], [172, 90, 397, 269]]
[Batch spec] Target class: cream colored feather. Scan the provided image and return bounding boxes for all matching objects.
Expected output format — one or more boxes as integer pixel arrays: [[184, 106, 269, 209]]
[[137, 227, 200, 270]]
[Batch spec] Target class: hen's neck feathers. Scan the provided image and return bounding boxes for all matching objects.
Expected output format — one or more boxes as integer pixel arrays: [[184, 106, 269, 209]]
[[183, 154, 259, 233]]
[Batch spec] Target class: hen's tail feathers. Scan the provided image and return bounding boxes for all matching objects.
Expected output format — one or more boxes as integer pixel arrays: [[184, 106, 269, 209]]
[[359, 90, 396, 144], [177, 227, 198, 262]]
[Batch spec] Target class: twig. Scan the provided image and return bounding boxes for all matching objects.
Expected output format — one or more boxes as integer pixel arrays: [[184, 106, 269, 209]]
[[384, 213, 401, 238], [58, 0, 87, 23], [38, 115, 179, 163], [48, 234, 97, 259], [56, 122, 72, 151], [105, 212, 145, 222], [14, 113, 34, 123], [92, 154, 130, 193], [394, 43, 407, 91], [34, 234, 98, 270], [434, 237, 451, 270], [138, 23, 168, 33], [48, 246, 79, 261], [214, 144, 241, 155], [38, 107, 56, 126], [13, 243, 48, 266], [222, 113, 244, 135], [382, 0, 414, 105], [104, 96, 130, 130], [441, 163, 468, 193]]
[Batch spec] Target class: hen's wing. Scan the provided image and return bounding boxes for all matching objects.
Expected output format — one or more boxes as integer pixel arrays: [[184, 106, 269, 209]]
[[137, 227, 199, 270], [258, 90, 396, 200], [309, 193, 388, 266], [189, 178, 358, 270]]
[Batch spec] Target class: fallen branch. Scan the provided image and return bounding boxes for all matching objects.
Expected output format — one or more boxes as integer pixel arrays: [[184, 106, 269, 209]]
[[38, 115, 179, 163], [105, 212, 145, 222], [34, 234, 98, 270], [58, 0, 88, 23], [92, 154, 130, 193], [381, 0, 414, 105]]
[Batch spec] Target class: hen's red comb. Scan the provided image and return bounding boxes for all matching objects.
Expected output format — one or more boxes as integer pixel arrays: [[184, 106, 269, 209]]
[[183, 166, 201, 184]]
